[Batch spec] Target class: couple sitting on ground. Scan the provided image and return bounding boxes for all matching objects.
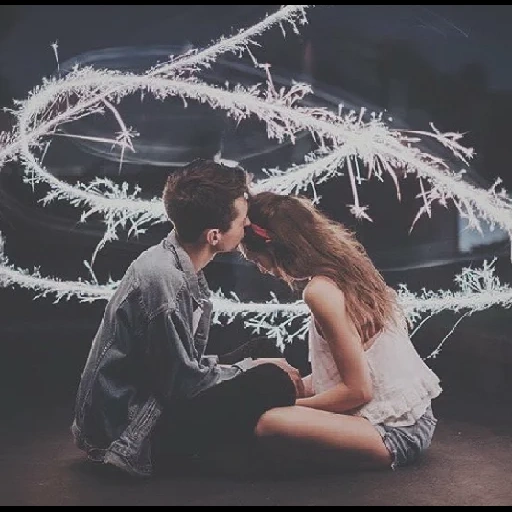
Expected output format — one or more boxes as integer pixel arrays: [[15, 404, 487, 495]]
[[71, 158, 442, 478]]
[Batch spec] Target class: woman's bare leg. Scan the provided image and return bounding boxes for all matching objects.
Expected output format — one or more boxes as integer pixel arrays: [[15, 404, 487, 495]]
[[254, 405, 392, 473]]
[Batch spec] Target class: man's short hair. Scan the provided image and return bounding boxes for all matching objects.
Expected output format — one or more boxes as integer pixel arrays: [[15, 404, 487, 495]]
[[162, 158, 249, 243]]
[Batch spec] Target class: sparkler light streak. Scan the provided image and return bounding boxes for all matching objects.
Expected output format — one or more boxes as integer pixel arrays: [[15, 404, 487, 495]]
[[0, 5, 511, 352], [9, 70, 512, 257], [1, 228, 509, 356], [8, 65, 512, 238]]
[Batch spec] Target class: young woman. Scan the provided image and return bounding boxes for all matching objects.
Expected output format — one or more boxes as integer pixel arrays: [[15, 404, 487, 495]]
[[240, 191, 442, 471]]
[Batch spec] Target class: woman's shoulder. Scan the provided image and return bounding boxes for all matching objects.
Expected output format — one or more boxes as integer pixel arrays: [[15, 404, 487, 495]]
[[303, 275, 344, 306], [304, 274, 339, 293]]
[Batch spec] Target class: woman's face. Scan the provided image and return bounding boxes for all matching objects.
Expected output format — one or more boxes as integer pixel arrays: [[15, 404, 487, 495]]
[[251, 253, 279, 277], [250, 252, 302, 286]]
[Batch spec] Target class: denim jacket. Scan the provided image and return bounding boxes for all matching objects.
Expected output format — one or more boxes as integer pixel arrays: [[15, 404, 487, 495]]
[[71, 231, 240, 477]]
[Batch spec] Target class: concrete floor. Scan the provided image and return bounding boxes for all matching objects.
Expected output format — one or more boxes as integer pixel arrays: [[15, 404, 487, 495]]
[[1, 292, 511, 506], [1, 391, 511, 506]]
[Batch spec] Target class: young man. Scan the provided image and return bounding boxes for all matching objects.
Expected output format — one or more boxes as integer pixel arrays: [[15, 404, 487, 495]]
[[71, 159, 303, 478]]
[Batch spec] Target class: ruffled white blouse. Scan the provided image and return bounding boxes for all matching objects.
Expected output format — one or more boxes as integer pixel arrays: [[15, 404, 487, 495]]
[[308, 310, 442, 427]]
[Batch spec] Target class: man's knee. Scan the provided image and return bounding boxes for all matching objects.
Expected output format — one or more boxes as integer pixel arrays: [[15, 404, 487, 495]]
[[249, 363, 296, 407]]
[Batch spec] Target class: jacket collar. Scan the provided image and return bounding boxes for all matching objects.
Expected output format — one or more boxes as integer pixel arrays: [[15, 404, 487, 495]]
[[164, 230, 210, 303]]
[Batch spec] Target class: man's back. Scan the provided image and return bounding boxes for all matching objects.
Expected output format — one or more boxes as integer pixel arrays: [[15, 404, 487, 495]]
[[71, 232, 237, 477]]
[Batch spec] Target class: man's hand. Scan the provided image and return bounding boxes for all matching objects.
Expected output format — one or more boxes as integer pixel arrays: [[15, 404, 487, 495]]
[[252, 358, 305, 399]]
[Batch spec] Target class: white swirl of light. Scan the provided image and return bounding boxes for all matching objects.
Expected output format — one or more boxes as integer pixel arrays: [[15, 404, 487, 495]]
[[9, 68, 512, 262], [7, 66, 512, 236], [0, 231, 509, 355], [0, 4, 511, 351]]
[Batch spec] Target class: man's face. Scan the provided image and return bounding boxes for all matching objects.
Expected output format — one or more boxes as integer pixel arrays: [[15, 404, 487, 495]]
[[216, 196, 250, 252]]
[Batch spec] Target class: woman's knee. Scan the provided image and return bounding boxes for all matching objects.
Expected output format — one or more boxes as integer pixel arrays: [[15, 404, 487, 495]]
[[255, 408, 285, 438]]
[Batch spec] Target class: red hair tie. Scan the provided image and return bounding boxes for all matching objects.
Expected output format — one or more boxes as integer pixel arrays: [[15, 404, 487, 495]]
[[251, 223, 272, 243]]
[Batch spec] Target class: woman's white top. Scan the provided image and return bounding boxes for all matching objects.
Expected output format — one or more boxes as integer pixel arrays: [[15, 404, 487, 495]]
[[308, 309, 442, 427]]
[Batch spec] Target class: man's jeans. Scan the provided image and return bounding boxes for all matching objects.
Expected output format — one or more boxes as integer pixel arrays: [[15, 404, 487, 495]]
[[151, 340, 296, 472]]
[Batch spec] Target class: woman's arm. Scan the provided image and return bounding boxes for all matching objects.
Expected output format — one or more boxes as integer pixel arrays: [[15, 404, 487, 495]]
[[296, 276, 373, 414]]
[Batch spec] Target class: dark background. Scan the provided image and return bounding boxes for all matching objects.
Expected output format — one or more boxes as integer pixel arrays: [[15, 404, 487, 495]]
[[0, 5, 511, 409]]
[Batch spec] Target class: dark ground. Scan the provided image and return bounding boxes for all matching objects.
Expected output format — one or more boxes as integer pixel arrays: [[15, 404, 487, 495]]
[[0, 290, 511, 506]]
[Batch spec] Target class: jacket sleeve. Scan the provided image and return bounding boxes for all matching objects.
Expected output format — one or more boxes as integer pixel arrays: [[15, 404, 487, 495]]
[[144, 307, 239, 405]]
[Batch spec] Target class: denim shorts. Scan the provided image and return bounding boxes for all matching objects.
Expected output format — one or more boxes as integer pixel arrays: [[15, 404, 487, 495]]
[[374, 406, 438, 469]]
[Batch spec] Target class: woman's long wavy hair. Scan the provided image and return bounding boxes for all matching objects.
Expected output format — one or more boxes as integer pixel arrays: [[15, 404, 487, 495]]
[[240, 192, 398, 342]]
